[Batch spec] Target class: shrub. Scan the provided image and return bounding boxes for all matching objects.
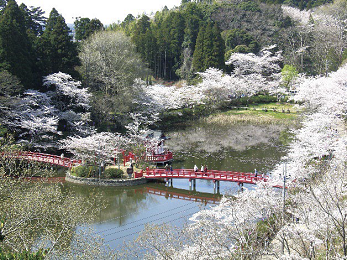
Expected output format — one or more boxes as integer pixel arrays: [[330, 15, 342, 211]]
[[104, 168, 123, 179], [70, 165, 98, 178]]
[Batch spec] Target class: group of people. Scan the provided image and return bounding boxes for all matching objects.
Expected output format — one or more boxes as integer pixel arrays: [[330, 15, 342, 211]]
[[165, 164, 173, 172], [163, 164, 208, 173], [194, 165, 207, 172]]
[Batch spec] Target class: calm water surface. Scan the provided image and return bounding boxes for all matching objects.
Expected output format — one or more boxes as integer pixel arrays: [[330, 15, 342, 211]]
[[67, 123, 290, 251]]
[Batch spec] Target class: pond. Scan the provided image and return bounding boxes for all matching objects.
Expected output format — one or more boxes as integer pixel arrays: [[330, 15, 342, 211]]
[[70, 122, 290, 252], [1, 121, 290, 256]]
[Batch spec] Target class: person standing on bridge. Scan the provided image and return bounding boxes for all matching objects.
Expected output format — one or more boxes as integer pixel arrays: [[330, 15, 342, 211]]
[[194, 165, 198, 172], [201, 165, 204, 172]]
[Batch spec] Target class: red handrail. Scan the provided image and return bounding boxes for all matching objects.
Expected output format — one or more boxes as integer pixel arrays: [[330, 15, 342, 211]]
[[134, 168, 268, 185], [0, 151, 81, 168], [145, 151, 173, 162]]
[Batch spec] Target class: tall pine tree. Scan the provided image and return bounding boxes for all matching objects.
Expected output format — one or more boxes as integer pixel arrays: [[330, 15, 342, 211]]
[[182, 2, 203, 52], [193, 21, 225, 73], [20, 3, 46, 87], [131, 15, 157, 78], [74, 17, 103, 41], [38, 8, 79, 77], [0, 0, 33, 88], [192, 24, 206, 72], [211, 23, 225, 70]]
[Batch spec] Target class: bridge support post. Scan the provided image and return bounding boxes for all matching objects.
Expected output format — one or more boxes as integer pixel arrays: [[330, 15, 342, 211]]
[[238, 182, 244, 192], [213, 180, 220, 194], [193, 179, 196, 189], [166, 178, 173, 186]]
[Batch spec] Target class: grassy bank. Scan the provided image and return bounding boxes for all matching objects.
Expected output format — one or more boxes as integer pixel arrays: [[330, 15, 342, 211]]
[[159, 94, 300, 129], [202, 102, 300, 126]]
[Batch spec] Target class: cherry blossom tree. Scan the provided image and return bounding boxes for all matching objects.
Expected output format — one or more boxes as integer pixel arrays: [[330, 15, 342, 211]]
[[266, 64, 347, 257], [282, 4, 346, 75], [60, 132, 126, 164], [60, 112, 161, 167], [2, 72, 94, 149], [134, 81, 205, 115], [42, 72, 93, 137], [3, 89, 59, 148]]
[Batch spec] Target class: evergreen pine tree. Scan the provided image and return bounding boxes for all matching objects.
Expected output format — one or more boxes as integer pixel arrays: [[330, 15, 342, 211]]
[[74, 18, 103, 41], [0, 0, 34, 88], [168, 12, 185, 79], [183, 3, 203, 52], [193, 22, 225, 73], [192, 25, 206, 72], [19, 3, 46, 87], [38, 8, 79, 77], [202, 22, 214, 70], [211, 23, 225, 70]]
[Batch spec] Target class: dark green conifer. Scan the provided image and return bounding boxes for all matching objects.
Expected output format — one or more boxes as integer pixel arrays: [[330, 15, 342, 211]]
[[0, 0, 33, 88], [193, 22, 225, 72], [211, 23, 225, 69], [38, 8, 79, 77], [202, 22, 214, 70], [192, 25, 206, 72], [74, 17, 103, 41]]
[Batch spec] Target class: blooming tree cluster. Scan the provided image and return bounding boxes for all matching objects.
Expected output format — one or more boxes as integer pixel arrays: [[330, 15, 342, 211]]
[[2, 72, 93, 149], [282, 3, 346, 74], [134, 64, 347, 259], [60, 132, 126, 164], [3, 89, 59, 148], [271, 64, 346, 182], [134, 81, 205, 118], [136, 45, 284, 117], [42, 72, 93, 137], [60, 114, 160, 165]]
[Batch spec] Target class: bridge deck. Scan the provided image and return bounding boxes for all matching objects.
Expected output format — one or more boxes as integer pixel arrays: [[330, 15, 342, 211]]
[[1, 151, 81, 168], [135, 169, 267, 185]]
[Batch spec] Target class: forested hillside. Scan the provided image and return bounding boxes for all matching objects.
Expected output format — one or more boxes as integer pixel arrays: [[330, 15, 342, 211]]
[[109, 0, 345, 80], [0, 0, 346, 145]]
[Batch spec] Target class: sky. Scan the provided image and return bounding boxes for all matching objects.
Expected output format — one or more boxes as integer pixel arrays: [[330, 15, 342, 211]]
[[17, 0, 182, 25]]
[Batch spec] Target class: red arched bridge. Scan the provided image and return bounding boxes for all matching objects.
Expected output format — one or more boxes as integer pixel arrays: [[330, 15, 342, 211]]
[[134, 168, 268, 190], [0, 151, 81, 168]]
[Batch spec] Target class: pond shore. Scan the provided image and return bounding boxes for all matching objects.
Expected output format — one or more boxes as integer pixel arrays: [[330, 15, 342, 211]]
[[65, 172, 148, 186]]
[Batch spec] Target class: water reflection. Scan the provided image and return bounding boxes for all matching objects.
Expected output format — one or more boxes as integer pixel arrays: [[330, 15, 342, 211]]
[[68, 182, 214, 249], [70, 123, 290, 251], [167, 124, 287, 153], [167, 124, 289, 173]]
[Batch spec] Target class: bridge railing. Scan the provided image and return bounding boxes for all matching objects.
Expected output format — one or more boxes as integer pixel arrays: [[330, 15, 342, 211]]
[[0, 151, 81, 168], [145, 152, 173, 162], [134, 168, 268, 184]]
